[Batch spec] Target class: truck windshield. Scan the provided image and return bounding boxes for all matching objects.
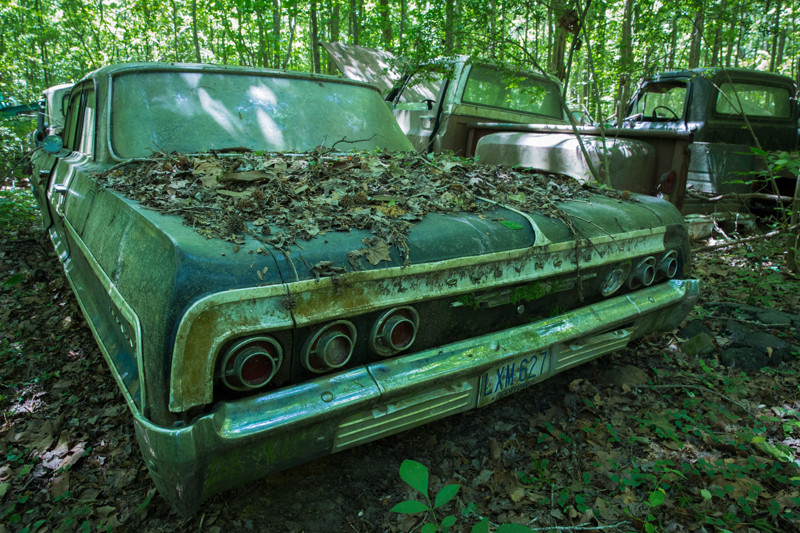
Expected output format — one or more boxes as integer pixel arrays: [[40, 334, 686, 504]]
[[461, 65, 563, 119], [631, 81, 687, 120], [110, 70, 412, 159], [715, 82, 791, 118]]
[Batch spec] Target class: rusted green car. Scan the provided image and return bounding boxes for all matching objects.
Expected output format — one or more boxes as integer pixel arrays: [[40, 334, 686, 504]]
[[30, 62, 699, 515]]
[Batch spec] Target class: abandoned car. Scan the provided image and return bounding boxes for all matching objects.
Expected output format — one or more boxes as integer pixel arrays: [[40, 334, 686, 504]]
[[30, 62, 700, 515]]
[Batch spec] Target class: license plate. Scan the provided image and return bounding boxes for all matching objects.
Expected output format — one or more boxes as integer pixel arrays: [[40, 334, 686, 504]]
[[478, 350, 550, 407]]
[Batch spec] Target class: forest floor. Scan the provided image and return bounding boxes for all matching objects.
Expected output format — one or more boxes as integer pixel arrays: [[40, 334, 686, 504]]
[[1, 179, 799, 533]]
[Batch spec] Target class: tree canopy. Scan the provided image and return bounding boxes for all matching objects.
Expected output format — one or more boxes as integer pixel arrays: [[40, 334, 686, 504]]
[[1, 0, 798, 121]]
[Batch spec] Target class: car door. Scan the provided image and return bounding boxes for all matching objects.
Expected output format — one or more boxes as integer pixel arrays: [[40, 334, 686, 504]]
[[47, 83, 97, 261]]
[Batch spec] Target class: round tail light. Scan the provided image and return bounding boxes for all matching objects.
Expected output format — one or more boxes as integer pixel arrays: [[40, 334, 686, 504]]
[[600, 264, 630, 297], [660, 251, 679, 279], [302, 320, 357, 373], [370, 306, 419, 357], [219, 336, 283, 391], [628, 257, 656, 289]]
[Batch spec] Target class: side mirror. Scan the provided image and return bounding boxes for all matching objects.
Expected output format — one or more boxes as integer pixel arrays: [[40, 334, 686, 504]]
[[43, 135, 63, 153]]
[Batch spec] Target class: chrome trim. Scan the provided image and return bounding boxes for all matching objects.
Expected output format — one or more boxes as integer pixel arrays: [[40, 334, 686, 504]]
[[553, 329, 631, 373], [55, 215, 145, 416], [301, 320, 357, 373], [333, 382, 474, 450], [220, 336, 283, 391], [476, 195, 552, 246]]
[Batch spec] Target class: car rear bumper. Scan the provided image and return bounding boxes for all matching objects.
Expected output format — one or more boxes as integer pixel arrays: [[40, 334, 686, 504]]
[[134, 279, 699, 515]]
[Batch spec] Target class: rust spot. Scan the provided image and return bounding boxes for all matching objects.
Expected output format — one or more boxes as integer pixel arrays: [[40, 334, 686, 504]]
[[281, 293, 297, 311]]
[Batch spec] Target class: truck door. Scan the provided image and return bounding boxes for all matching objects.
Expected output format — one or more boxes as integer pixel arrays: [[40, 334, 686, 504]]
[[391, 72, 445, 152]]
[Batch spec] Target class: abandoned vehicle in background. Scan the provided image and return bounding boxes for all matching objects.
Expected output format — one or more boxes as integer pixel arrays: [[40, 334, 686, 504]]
[[30, 62, 699, 515], [324, 43, 799, 224]]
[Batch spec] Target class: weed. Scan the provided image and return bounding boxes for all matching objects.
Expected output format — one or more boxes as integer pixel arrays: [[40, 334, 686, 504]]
[[391, 459, 460, 533]]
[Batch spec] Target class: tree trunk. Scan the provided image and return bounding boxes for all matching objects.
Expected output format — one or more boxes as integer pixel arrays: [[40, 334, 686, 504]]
[[328, 1, 340, 74], [445, 0, 455, 55], [191, 0, 201, 62], [548, 1, 568, 79], [616, 0, 634, 123], [455, 0, 463, 51], [399, 0, 406, 49], [34, 0, 50, 86], [709, 0, 726, 66], [272, 0, 281, 68], [724, 5, 737, 67], [687, 2, 704, 69], [170, 0, 179, 62], [256, 7, 268, 67], [378, 0, 391, 47], [282, 15, 296, 69], [310, 0, 321, 73], [349, 0, 360, 45], [769, 0, 782, 71], [668, 18, 677, 69]]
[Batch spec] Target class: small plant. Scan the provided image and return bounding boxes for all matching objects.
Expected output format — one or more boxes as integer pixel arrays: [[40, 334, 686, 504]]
[[391, 459, 461, 533]]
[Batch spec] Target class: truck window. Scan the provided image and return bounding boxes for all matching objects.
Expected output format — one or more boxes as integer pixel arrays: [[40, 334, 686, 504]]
[[62, 92, 82, 151], [631, 81, 687, 120], [715, 82, 791, 118], [394, 71, 443, 106], [61, 87, 96, 155], [78, 89, 96, 155], [461, 66, 562, 119]]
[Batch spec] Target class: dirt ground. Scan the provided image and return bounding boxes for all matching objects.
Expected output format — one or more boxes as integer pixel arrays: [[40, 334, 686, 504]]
[[2, 182, 799, 532]]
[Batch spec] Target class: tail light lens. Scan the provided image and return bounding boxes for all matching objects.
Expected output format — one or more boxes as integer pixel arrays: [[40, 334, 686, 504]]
[[600, 265, 630, 297], [370, 306, 419, 356], [220, 336, 283, 391], [301, 320, 357, 373], [659, 170, 677, 194]]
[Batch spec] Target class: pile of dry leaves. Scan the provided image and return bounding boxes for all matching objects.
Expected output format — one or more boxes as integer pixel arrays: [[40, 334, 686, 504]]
[[98, 150, 616, 252]]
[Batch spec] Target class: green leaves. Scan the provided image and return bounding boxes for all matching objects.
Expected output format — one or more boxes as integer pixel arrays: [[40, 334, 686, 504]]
[[391, 460, 461, 532], [499, 220, 525, 230], [434, 484, 460, 509], [648, 487, 666, 506], [398, 459, 429, 496], [391, 500, 429, 514]]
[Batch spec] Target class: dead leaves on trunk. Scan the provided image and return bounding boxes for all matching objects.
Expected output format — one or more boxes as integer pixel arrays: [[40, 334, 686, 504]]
[[99, 150, 612, 260]]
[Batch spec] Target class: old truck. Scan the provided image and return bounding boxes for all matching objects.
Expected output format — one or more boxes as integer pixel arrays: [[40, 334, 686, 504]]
[[618, 68, 799, 214], [324, 43, 799, 219], [30, 61, 698, 514]]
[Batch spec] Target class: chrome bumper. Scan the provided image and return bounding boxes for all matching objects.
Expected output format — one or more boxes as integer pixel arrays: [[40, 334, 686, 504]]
[[134, 279, 699, 515]]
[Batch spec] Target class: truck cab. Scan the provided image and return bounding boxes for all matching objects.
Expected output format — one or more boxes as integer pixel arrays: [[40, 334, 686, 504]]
[[323, 42, 662, 194], [623, 68, 799, 212]]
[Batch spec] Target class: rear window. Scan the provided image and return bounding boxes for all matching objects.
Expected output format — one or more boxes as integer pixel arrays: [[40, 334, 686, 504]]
[[462, 66, 563, 119], [110, 70, 412, 158], [715, 82, 791, 118], [630, 81, 687, 120]]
